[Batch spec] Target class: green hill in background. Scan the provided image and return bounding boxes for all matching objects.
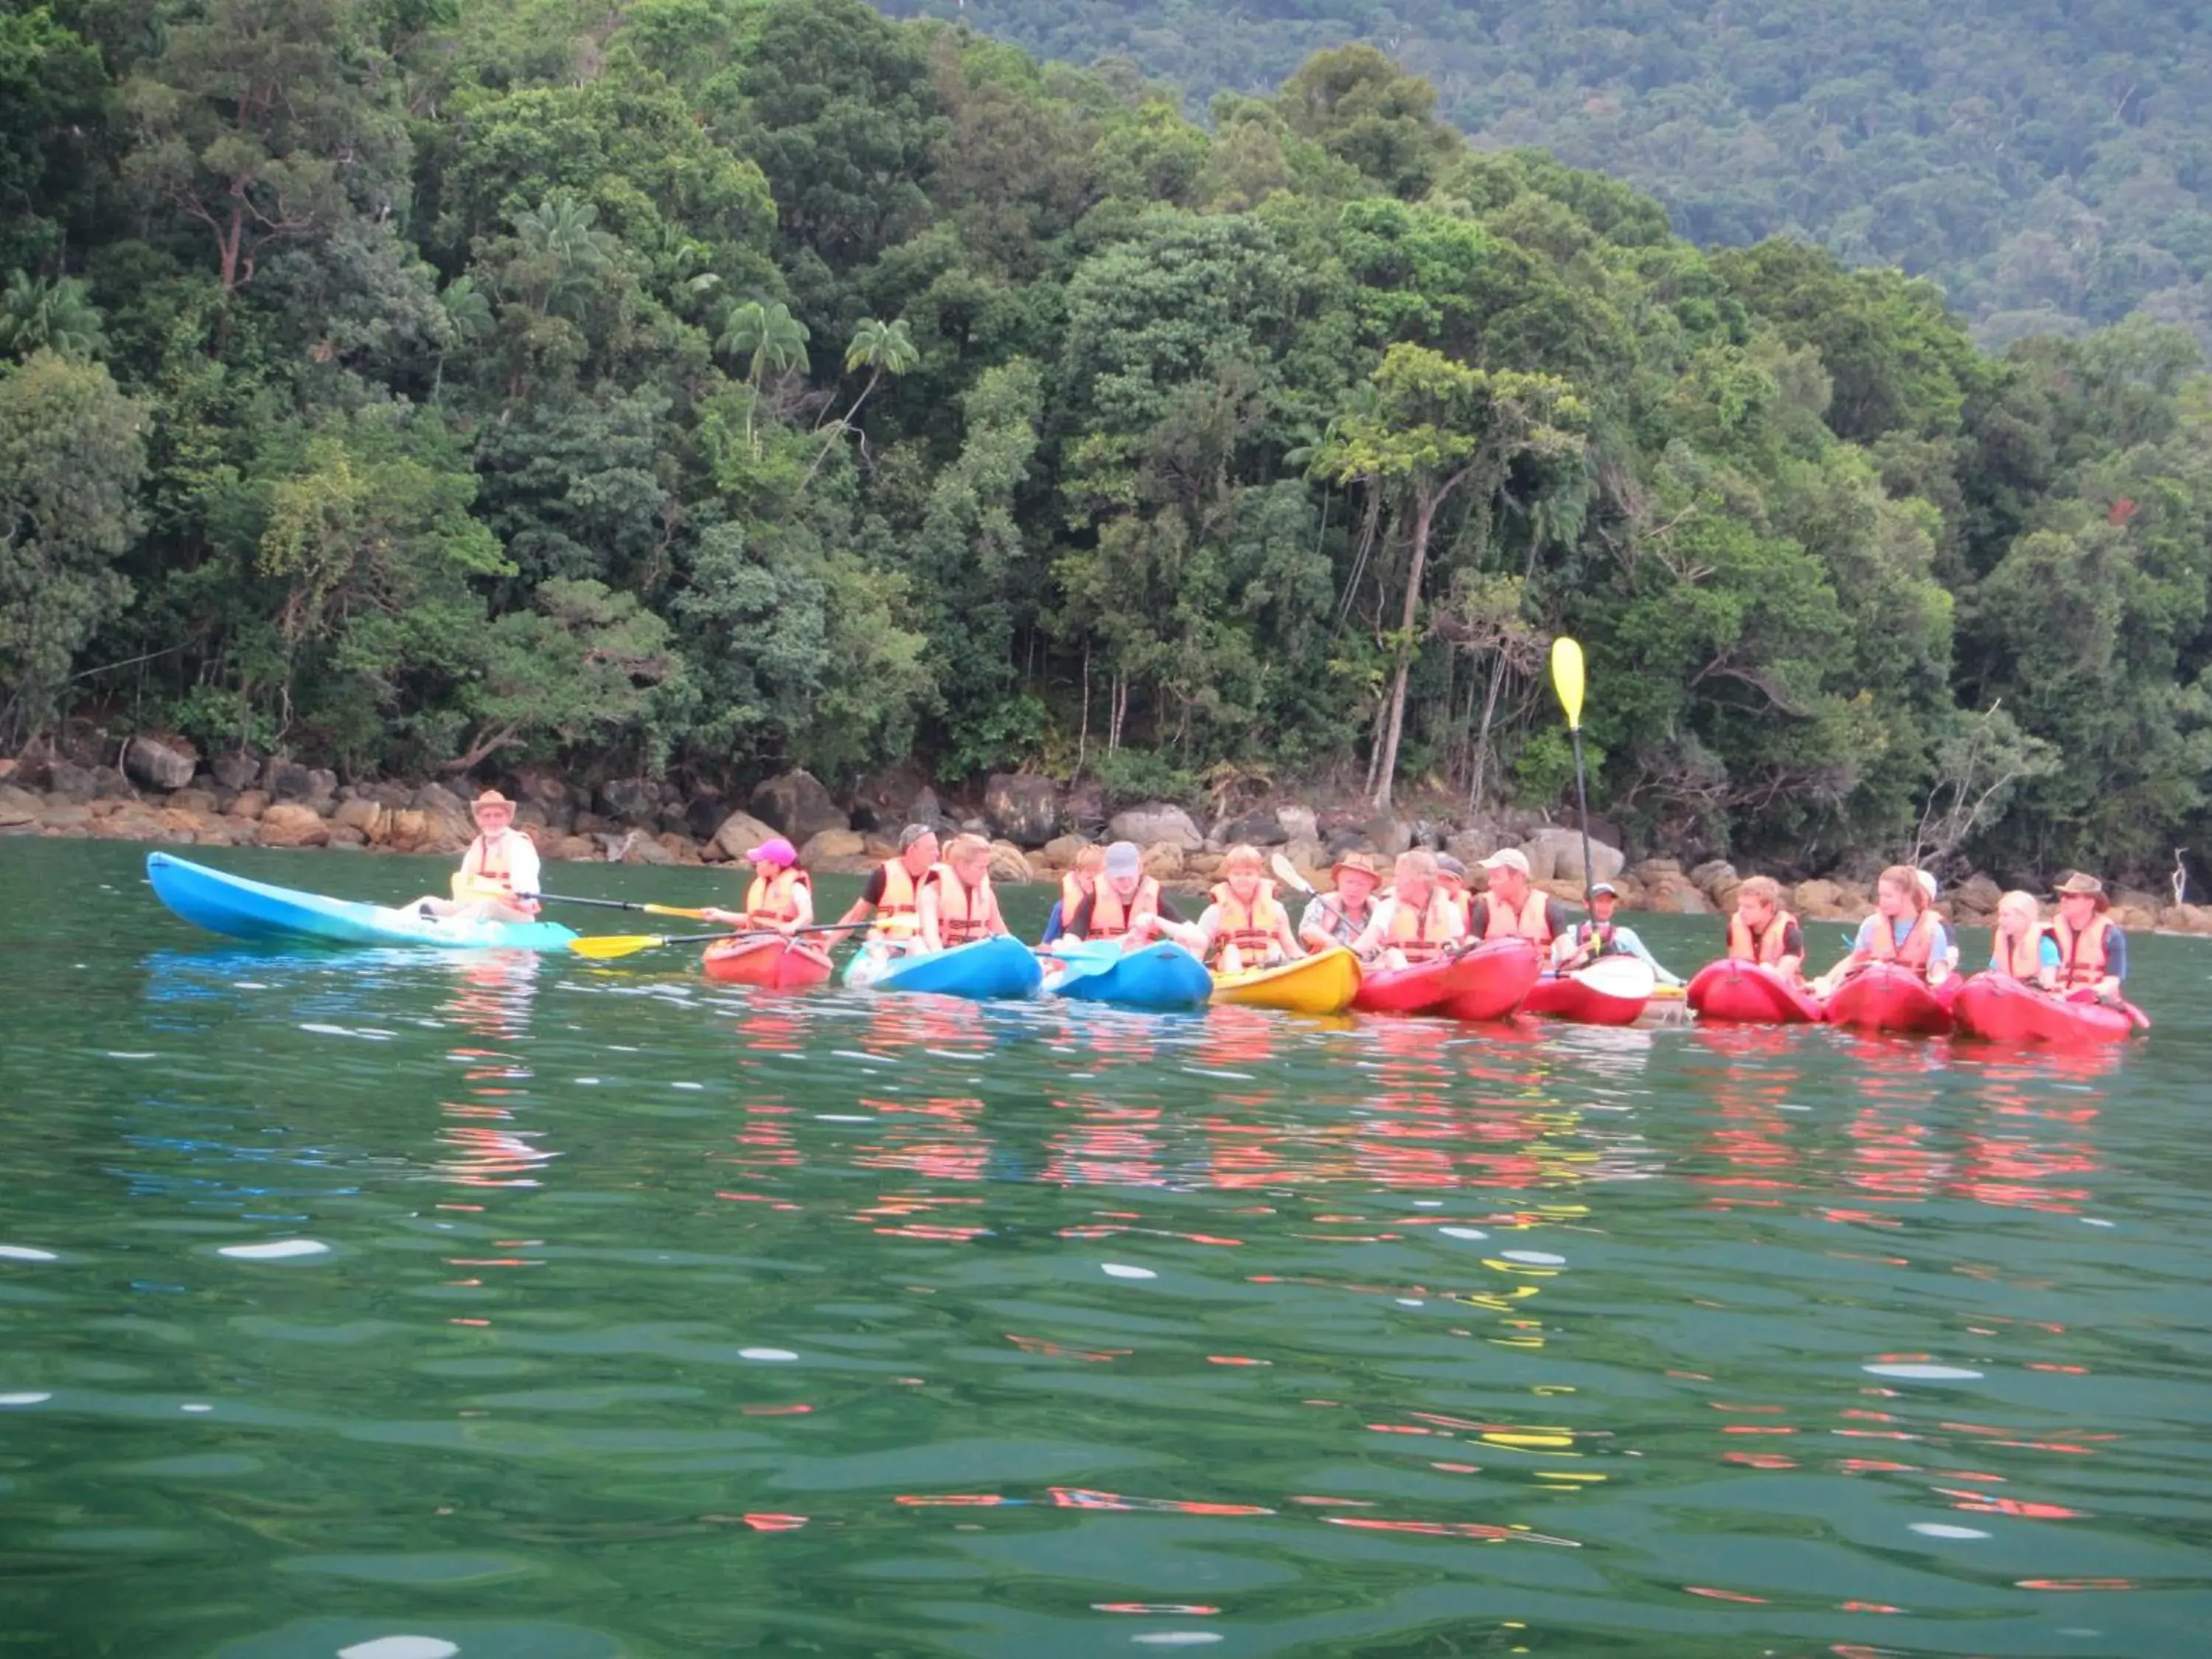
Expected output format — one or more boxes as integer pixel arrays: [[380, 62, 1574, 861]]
[[877, 0, 2212, 345]]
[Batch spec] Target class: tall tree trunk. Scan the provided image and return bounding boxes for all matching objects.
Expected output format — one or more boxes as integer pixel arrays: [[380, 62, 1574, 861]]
[[1371, 490, 1437, 810], [1469, 651, 1509, 809]]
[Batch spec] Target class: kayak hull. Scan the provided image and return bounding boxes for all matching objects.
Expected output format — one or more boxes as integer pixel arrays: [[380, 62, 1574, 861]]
[[1212, 948, 1361, 1015], [700, 934, 834, 990], [1047, 940, 1213, 1009], [1352, 950, 1497, 1015], [857, 933, 1043, 1000], [1523, 957, 1656, 1026], [1686, 959, 1824, 1024], [1823, 964, 1955, 1037], [1952, 972, 2135, 1045], [146, 851, 579, 951], [1436, 939, 1543, 1022]]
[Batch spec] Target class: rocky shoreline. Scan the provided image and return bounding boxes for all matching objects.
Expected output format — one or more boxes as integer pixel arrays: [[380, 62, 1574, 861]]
[[5, 740, 2207, 939]]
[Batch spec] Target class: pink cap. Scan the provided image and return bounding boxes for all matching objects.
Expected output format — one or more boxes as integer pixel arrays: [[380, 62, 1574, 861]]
[[745, 836, 799, 867]]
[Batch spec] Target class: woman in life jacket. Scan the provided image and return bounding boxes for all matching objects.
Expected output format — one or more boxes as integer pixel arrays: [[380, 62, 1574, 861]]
[[1989, 888, 2060, 988], [1725, 874, 1805, 982], [1352, 849, 1464, 970], [703, 835, 813, 935], [919, 832, 1010, 953], [1298, 850, 1383, 956], [2051, 872, 2128, 1000], [1813, 864, 1952, 997], [1040, 845, 1105, 945], [1163, 844, 1304, 973]]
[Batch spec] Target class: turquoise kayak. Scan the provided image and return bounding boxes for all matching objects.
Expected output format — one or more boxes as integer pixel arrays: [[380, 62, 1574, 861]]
[[145, 852, 580, 951], [844, 933, 1043, 999], [1045, 939, 1212, 1009]]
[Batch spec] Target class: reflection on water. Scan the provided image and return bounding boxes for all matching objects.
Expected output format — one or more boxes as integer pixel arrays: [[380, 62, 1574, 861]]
[[1, 842, 2208, 1658]]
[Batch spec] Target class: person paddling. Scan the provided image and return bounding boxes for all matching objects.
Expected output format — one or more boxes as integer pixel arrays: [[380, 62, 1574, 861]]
[[1067, 841, 1186, 945], [1161, 844, 1303, 973], [1299, 851, 1383, 956], [2051, 872, 2128, 1001], [416, 790, 542, 923], [1726, 875, 1805, 983], [1990, 888, 2060, 988], [1813, 864, 1952, 997], [1352, 849, 1464, 970], [1468, 848, 1572, 946], [703, 835, 813, 936], [1554, 882, 1680, 984], [919, 833, 1009, 953], [830, 824, 938, 949]]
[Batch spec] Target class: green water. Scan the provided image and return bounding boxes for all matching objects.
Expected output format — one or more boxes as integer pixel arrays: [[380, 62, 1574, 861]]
[[3, 840, 2211, 1659]]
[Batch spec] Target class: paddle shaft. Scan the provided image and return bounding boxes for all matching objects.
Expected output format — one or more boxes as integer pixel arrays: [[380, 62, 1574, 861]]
[[537, 892, 714, 922], [1568, 723, 1594, 907]]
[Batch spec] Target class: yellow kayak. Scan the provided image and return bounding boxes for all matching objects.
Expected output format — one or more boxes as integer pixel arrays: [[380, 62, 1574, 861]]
[[1211, 947, 1362, 1015]]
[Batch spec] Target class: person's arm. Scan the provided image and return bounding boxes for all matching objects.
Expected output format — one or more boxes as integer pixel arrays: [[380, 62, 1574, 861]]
[[1348, 898, 1391, 961], [1298, 895, 1338, 952], [917, 880, 947, 953], [1551, 929, 1582, 970], [2036, 933, 2061, 990], [1927, 921, 1953, 984], [1272, 905, 1306, 959], [1154, 903, 1211, 955], [985, 886, 1011, 938], [830, 869, 886, 941], [509, 838, 543, 912], [2102, 927, 2128, 992], [1778, 921, 1805, 981], [785, 880, 815, 933], [1039, 899, 1065, 945]]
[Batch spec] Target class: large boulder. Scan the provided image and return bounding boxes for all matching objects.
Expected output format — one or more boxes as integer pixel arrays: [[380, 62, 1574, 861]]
[[1792, 879, 1848, 920], [1952, 873, 2003, 922], [1280, 837, 1327, 881], [386, 807, 470, 855], [749, 768, 846, 844], [412, 781, 468, 819], [907, 786, 945, 832], [622, 832, 678, 866], [256, 802, 331, 849], [709, 808, 783, 863], [1035, 834, 1091, 873], [123, 736, 197, 792], [1110, 803, 1203, 852], [987, 841, 1034, 884], [1141, 841, 1186, 880], [1444, 826, 1500, 865], [1214, 807, 1287, 848], [983, 774, 1061, 847], [45, 762, 100, 801], [596, 776, 661, 823], [1525, 826, 1626, 884], [1688, 859, 1739, 897], [0, 783, 44, 827], [1644, 875, 1713, 915], [1366, 815, 1414, 858], [209, 751, 260, 791], [801, 827, 866, 864], [226, 790, 270, 821], [1276, 804, 1318, 844], [332, 797, 389, 841]]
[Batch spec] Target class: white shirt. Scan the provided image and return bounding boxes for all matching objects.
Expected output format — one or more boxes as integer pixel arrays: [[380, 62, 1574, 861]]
[[467, 827, 542, 899]]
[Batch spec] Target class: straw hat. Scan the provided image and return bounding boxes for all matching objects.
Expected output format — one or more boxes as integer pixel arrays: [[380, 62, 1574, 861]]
[[471, 789, 515, 813], [1332, 850, 1382, 880], [2052, 872, 2107, 902]]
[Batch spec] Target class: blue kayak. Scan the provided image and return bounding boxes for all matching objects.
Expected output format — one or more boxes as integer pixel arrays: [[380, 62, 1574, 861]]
[[1045, 939, 1212, 1009], [146, 852, 580, 951], [845, 933, 1043, 999]]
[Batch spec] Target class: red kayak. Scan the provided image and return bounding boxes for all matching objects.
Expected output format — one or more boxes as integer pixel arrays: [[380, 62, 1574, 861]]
[[1436, 939, 1543, 1023], [1686, 959, 1824, 1025], [1822, 964, 1955, 1037], [1952, 972, 2139, 1046], [701, 935, 835, 990], [1522, 957, 1656, 1026], [1353, 950, 1499, 1015]]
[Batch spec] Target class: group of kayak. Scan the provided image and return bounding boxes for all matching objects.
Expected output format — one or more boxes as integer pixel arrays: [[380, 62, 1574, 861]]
[[143, 793, 2148, 1046]]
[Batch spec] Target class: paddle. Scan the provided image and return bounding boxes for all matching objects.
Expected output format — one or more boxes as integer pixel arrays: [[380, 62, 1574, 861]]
[[1270, 852, 1318, 897], [568, 921, 848, 962], [1550, 636, 1596, 910], [536, 892, 719, 922]]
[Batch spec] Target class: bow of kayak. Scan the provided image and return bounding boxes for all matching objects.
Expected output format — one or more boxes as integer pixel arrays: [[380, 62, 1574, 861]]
[[1212, 947, 1361, 1015], [1352, 950, 1490, 1015], [1686, 959, 1824, 1024], [1952, 972, 2138, 1045], [1523, 956, 1655, 1025], [146, 852, 579, 951], [1435, 939, 1542, 1022], [1823, 963, 1955, 1036], [700, 934, 834, 990], [856, 933, 1043, 1000], [1046, 940, 1213, 1009]]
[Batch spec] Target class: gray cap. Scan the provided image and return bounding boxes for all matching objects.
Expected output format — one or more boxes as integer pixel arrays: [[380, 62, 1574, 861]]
[[1104, 841, 1141, 878], [1589, 881, 1619, 899], [898, 823, 938, 850], [1436, 854, 1467, 879]]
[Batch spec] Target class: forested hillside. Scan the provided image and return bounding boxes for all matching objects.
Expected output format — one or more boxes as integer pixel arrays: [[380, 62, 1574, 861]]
[[4, 0, 2212, 880], [878, 0, 2212, 347]]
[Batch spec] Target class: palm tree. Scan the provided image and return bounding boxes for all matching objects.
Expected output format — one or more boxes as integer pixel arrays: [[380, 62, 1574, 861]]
[[511, 192, 615, 317], [802, 316, 919, 489], [716, 299, 812, 445], [0, 271, 108, 361]]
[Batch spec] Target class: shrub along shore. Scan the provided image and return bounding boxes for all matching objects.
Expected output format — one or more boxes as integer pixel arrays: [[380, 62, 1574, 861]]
[[7, 741, 2203, 941]]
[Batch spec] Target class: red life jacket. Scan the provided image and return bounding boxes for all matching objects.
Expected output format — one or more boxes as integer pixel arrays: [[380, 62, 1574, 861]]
[[2052, 914, 2113, 990]]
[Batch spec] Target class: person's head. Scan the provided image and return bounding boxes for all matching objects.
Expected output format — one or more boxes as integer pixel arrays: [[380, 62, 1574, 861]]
[[745, 835, 799, 872], [1997, 889, 2041, 937], [1073, 844, 1106, 894], [1332, 850, 1382, 907], [1481, 846, 1532, 900], [899, 823, 940, 873], [945, 832, 991, 880], [1736, 874, 1781, 925], [2053, 871, 2109, 924], [1103, 840, 1144, 900], [1394, 849, 1438, 906], [470, 789, 515, 835], [1221, 844, 1265, 902], [1876, 863, 1925, 918], [1435, 853, 1468, 897], [1588, 881, 1620, 920]]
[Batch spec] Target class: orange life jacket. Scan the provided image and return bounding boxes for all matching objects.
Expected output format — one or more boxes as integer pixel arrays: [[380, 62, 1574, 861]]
[[1728, 909, 1799, 967], [1480, 888, 1554, 945], [934, 867, 995, 946], [1388, 891, 1457, 964], [1992, 924, 2048, 981], [872, 859, 923, 939], [744, 867, 810, 929], [1211, 889, 1285, 968], [1864, 908, 1937, 976], [451, 831, 521, 903], [1060, 872, 1093, 920], [1211, 877, 1278, 909], [2052, 914, 2113, 991], [1087, 877, 1161, 941]]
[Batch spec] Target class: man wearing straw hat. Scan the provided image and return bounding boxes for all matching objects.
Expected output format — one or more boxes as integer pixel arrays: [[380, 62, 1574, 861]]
[[1299, 850, 1384, 958], [413, 789, 543, 922], [2051, 871, 2128, 1001]]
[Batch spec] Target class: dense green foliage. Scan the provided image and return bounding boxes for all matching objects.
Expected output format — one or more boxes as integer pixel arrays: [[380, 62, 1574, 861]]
[[880, 0, 2212, 349], [3, 0, 2211, 879]]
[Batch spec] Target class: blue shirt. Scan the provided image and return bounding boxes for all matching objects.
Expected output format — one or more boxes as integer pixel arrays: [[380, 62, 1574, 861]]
[[1852, 913, 1953, 964], [1989, 935, 2063, 974]]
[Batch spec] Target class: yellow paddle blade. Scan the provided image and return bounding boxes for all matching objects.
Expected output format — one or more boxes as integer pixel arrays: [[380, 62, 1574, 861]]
[[567, 932, 675, 960], [641, 902, 715, 921], [1550, 636, 1587, 731]]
